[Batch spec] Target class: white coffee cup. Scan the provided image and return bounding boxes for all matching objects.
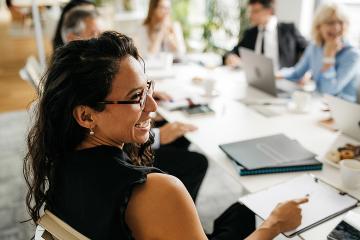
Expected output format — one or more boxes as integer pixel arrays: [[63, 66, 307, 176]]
[[203, 78, 216, 97], [291, 91, 312, 112], [340, 159, 360, 189]]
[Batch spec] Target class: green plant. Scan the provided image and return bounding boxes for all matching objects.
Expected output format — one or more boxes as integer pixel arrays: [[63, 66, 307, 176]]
[[172, 0, 191, 40], [201, 0, 247, 54], [201, 0, 224, 53], [123, 0, 135, 11], [239, 0, 250, 40], [94, 0, 112, 7], [173, 0, 249, 53]]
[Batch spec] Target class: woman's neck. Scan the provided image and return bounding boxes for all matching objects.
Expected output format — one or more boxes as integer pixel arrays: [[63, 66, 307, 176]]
[[77, 136, 124, 150]]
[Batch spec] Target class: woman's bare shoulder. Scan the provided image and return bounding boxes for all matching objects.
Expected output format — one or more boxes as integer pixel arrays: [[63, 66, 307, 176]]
[[125, 173, 206, 240]]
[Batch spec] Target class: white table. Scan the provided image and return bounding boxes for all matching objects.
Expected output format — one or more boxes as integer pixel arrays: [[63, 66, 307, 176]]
[[299, 206, 360, 240], [152, 63, 360, 239]]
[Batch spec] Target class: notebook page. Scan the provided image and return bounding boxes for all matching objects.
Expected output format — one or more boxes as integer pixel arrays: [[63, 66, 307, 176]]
[[239, 174, 358, 236]]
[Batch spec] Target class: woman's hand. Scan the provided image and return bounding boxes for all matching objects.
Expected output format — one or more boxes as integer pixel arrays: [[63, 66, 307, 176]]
[[275, 71, 283, 80], [225, 54, 241, 67], [159, 15, 173, 34], [149, 16, 176, 54], [322, 38, 342, 72], [246, 197, 308, 240], [159, 122, 197, 145], [324, 37, 343, 57], [161, 17, 179, 51], [265, 197, 308, 233]]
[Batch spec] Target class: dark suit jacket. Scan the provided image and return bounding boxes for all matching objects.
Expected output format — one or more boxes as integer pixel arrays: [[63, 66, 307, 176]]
[[224, 22, 308, 68]]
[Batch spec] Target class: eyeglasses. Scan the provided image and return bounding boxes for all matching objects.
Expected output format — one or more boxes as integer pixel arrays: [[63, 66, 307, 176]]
[[323, 20, 343, 26], [97, 80, 154, 110]]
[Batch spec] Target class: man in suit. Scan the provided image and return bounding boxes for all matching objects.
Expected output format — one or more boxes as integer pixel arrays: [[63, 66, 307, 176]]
[[224, 0, 307, 70]]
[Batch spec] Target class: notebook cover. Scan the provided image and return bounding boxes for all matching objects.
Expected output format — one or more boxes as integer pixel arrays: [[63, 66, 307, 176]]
[[219, 134, 321, 172], [239, 163, 322, 176]]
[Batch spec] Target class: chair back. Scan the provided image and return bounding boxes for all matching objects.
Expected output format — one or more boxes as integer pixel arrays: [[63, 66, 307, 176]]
[[19, 55, 43, 92], [36, 210, 89, 240]]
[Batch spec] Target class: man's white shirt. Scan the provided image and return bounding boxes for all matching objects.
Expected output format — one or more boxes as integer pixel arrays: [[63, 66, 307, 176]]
[[254, 16, 279, 70]]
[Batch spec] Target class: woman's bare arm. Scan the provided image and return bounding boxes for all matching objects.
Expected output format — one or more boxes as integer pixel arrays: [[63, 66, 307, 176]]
[[125, 173, 207, 240], [126, 173, 307, 240]]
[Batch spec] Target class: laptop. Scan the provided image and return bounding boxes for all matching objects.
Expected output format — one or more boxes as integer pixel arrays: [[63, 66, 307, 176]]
[[240, 47, 295, 98], [326, 95, 360, 141]]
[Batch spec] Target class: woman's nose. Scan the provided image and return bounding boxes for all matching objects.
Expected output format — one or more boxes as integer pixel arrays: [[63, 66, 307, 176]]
[[143, 94, 157, 113]]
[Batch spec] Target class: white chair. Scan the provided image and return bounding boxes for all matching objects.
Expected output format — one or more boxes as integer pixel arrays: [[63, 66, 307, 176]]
[[35, 225, 45, 240], [35, 210, 89, 240], [19, 55, 43, 92]]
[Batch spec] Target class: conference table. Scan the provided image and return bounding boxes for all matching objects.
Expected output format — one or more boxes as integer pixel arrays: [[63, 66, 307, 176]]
[[150, 61, 360, 240]]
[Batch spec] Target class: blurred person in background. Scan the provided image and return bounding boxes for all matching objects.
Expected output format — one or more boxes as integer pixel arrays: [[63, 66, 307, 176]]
[[278, 3, 360, 102], [223, 0, 307, 70], [53, 0, 95, 50], [135, 0, 186, 58], [61, 8, 101, 44]]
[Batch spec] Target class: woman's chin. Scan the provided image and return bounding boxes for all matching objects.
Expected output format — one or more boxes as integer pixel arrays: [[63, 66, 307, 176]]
[[134, 133, 150, 144]]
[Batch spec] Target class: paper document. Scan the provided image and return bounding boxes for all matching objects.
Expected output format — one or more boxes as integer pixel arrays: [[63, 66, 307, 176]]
[[239, 174, 358, 237]]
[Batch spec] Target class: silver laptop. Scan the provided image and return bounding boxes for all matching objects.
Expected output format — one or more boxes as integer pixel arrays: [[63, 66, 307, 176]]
[[326, 95, 360, 141], [240, 47, 292, 98]]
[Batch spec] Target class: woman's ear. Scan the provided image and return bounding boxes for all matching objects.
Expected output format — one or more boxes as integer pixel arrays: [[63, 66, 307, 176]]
[[66, 32, 78, 43], [73, 105, 95, 129]]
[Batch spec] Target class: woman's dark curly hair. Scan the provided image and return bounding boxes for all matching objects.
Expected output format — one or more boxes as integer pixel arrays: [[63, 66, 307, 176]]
[[23, 31, 154, 224]]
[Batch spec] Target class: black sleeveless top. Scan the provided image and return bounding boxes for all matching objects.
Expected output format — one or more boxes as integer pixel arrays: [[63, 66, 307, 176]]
[[47, 145, 161, 239]]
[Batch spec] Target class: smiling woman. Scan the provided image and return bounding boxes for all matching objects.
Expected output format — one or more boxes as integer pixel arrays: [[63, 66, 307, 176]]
[[24, 31, 160, 239], [24, 31, 306, 240], [280, 3, 360, 102], [73, 58, 157, 150]]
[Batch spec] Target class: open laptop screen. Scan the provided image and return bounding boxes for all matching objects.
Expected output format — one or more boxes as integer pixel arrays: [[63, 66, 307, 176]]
[[240, 47, 278, 97]]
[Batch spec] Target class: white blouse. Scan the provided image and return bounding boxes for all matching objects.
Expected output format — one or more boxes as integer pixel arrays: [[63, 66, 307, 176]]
[[134, 21, 186, 58]]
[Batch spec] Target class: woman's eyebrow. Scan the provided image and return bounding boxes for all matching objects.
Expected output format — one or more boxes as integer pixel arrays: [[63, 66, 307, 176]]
[[126, 86, 145, 97]]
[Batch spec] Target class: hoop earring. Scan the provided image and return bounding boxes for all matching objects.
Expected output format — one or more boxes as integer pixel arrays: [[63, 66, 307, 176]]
[[89, 128, 95, 135]]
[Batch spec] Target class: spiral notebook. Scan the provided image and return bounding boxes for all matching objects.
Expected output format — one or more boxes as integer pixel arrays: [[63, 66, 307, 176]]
[[239, 174, 359, 237], [219, 134, 322, 176]]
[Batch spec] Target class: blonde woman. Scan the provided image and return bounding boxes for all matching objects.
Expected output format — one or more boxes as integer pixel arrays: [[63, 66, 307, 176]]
[[136, 0, 186, 57], [279, 3, 360, 102]]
